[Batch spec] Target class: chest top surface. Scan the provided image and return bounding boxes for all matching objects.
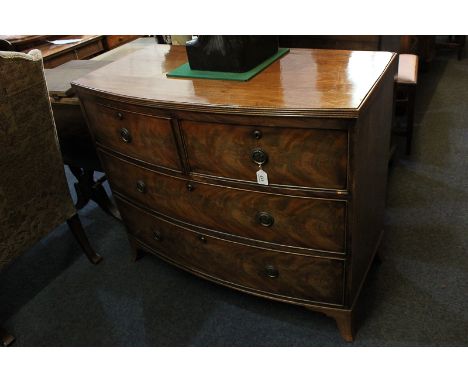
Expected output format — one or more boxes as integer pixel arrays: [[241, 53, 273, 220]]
[[72, 44, 396, 117]]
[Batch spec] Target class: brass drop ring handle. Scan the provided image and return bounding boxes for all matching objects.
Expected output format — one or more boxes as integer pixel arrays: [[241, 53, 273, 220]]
[[265, 265, 279, 278], [136, 180, 146, 193], [251, 148, 268, 165], [153, 230, 163, 241], [256, 211, 274, 227], [120, 128, 131, 143]]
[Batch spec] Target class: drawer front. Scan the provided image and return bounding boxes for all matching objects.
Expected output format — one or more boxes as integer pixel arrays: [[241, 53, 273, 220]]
[[75, 39, 104, 59], [101, 151, 346, 253], [118, 198, 345, 305], [105, 35, 137, 50], [82, 100, 182, 171], [43, 50, 77, 69], [181, 120, 348, 190]]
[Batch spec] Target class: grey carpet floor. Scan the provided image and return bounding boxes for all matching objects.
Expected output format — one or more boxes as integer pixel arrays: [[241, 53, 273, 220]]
[[1, 51, 467, 346]]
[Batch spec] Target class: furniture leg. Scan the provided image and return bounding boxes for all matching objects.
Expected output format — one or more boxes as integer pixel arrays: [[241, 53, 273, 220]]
[[389, 81, 398, 166], [68, 166, 121, 220], [129, 237, 145, 262], [69, 165, 90, 209], [1, 327, 15, 346], [325, 309, 355, 342], [66, 214, 103, 264], [405, 85, 416, 155], [89, 174, 122, 220], [305, 307, 355, 342]]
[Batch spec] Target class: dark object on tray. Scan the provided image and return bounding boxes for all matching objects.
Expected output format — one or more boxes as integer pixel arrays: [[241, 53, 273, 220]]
[[186, 35, 278, 73]]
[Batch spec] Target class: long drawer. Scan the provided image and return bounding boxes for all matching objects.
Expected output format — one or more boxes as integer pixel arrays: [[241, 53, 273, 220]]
[[180, 119, 348, 190], [117, 197, 345, 305], [101, 150, 346, 253], [81, 99, 182, 171]]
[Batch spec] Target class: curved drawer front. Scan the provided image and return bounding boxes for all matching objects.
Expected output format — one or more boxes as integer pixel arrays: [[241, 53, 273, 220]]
[[81, 99, 181, 171], [101, 151, 346, 253], [117, 197, 345, 305], [180, 120, 348, 190]]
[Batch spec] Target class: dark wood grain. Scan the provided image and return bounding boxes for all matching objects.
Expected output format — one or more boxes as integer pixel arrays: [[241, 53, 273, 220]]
[[104, 35, 140, 50], [0, 35, 50, 50], [279, 35, 382, 51], [181, 119, 348, 190], [73, 45, 398, 341], [100, 150, 347, 253], [347, 56, 398, 305], [72, 45, 396, 117], [117, 197, 345, 305], [81, 99, 182, 171], [21, 36, 105, 69]]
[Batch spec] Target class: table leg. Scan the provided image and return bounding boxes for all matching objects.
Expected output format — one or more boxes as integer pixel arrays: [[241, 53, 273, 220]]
[[67, 214, 103, 264], [68, 165, 121, 220]]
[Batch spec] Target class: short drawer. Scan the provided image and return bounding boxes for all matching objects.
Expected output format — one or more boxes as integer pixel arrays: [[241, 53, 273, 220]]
[[117, 197, 345, 305], [43, 50, 77, 69], [101, 151, 346, 253], [105, 35, 137, 50], [82, 100, 182, 171], [75, 39, 104, 59], [180, 120, 348, 190]]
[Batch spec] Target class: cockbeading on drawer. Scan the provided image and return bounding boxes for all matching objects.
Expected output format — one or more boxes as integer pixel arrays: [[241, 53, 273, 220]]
[[80, 100, 182, 171]]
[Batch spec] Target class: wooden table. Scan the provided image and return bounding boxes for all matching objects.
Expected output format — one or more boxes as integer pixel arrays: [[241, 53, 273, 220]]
[[0, 35, 144, 68], [43, 38, 157, 218], [73, 45, 397, 342], [0, 35, 106, 68], [45, 60, 121, 219]]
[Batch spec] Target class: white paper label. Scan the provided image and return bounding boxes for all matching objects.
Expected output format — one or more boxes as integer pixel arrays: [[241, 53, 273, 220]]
[[256, 169, 269, 185]]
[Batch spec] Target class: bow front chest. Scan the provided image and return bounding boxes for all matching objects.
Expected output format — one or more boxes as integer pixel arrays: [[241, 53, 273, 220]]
[[73, 45, 397, 341]]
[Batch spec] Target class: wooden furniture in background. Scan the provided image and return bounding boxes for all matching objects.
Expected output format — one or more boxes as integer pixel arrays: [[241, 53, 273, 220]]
[[435, 36, 466, 60], [44, 60, 121, 220], [278, 35, 408, 53], [0, 35, 143, 68], [279, 35, 435, 70], [399, 36, 435, 69], [394, 54, 419, 155], [103, 35, 140, 50], [1, 35, 106, 68], [0, 35, 51, 51], [0, 50, 101, 346], [41, 39, 155, 217], [73, 45, 397, 342], [91, 37, 155, 62], [0, 39, 14, 51]]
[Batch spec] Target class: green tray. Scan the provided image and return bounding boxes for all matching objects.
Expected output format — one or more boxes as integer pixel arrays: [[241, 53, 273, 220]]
[[166, 48, 290, 81]]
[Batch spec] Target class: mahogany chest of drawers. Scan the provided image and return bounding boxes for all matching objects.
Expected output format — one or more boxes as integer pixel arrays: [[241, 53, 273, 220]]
[[73, 45, 397, 341]]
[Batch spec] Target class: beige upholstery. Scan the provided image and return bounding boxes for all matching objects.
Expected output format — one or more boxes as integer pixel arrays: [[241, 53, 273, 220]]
[[397, 54, 419, 84], [0, 50, 76, 270]]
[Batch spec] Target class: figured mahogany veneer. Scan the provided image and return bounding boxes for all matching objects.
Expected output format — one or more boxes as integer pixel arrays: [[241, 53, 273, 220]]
[[100, 150, 346, 253], [81, 100, 182, 171], [73, 45, 398, 342], [117, 197, 345, 305], [73, 45, 395, 116], [180, 120, 348, 190]]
